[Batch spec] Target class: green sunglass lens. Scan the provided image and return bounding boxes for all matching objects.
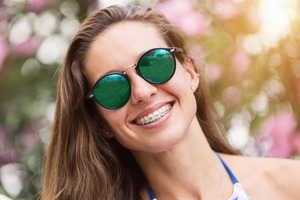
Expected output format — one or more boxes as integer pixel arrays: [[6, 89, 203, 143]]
[[138, 49, 175, 83], [93, 74, 130, 109]]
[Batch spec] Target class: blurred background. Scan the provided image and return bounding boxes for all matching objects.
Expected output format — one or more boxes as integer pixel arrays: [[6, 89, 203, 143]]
[[0, 0, 299, 199]]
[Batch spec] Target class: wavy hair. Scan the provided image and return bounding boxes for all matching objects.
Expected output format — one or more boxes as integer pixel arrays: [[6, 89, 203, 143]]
[[42, 5, 237, 200]]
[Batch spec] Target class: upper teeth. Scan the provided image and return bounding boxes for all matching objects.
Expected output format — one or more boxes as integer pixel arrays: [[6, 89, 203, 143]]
[[135, 104, 172, 125]]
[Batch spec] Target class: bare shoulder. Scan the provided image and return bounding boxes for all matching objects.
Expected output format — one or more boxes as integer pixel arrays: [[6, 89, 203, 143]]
[[221, 153, 300, 200]]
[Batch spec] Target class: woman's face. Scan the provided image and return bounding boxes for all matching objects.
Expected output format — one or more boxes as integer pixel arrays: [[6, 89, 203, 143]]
[[84, 22, 199, 153]]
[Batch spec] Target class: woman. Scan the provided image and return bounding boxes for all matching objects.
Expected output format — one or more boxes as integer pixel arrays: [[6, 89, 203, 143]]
[[42, 5, 300, 200]]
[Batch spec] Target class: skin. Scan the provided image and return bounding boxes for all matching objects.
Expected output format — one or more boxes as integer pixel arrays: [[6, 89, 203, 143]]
[[84, 22, 300, 199]]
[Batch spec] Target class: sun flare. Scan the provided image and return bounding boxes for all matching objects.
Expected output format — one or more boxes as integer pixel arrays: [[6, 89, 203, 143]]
[[243, 0, 298, 54], [259, 0, 297, 45]]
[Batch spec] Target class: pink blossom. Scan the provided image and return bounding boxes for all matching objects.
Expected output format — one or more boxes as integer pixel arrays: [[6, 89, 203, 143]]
[[27, 0, 53, 12], [207, 62, 222, 82], [1, 146, 20, 165], [21, 129, 40, 150], [231, 49, 251, 74], [222, 86, 242, 106], [0, 39, 8, 71], [14, 36, 40, 57], [155, 0, 211, 35], [293, 133, 300, 153], [213, 0, 239, 20], [255, 111, 297, 158], [155, 0, 194, 24], [0, 7, 10, 21]]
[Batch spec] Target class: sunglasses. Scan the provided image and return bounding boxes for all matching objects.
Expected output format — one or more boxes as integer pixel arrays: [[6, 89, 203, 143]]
[[87, 47, 183, 109]]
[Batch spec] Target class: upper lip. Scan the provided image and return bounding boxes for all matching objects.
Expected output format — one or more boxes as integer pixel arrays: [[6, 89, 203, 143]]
[[132, 101, 173, 123]]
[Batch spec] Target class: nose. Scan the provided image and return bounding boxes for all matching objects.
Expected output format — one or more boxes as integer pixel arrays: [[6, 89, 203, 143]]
[[126, 69, 158, 105]]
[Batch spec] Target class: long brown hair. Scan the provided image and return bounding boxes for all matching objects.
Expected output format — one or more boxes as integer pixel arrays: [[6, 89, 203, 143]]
[[42, 5, 237, 200]]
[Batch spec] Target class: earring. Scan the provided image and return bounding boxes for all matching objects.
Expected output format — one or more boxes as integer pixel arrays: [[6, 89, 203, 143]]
[[191, 86, 195, 91]]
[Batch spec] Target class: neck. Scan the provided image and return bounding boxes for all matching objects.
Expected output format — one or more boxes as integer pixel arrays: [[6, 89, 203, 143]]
[[132, 117, 233, 199]]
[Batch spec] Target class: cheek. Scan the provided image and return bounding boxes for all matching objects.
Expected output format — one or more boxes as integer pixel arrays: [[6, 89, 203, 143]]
[[97, 106, 128, 131], [169, 66, 198, 110], [168, 66, 192, 92]]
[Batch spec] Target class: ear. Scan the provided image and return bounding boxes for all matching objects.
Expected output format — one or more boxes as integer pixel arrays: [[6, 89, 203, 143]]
[[183, 58, 199, 93]]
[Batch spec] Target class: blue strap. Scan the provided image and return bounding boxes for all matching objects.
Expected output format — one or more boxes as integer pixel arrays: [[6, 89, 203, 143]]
[[214, 151, 239, 184], [146, 151, 240, 199], [146, 184, 157, 200]]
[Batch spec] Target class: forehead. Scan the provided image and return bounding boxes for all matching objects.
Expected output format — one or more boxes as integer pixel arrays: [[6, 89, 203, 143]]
[[84, 22, 168, 82], [87, 22, 166, 61], [92, 21, 164, 48]]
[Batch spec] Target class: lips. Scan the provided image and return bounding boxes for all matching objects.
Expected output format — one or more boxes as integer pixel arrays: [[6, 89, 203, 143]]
[[133, 102, 173, 125]]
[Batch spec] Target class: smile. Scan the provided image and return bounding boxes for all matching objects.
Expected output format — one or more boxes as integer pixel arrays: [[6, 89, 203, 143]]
[[134, 103, 173, 125]]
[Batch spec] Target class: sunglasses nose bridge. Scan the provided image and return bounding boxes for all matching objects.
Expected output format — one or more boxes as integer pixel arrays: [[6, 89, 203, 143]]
[[122, 63, 137, 73]]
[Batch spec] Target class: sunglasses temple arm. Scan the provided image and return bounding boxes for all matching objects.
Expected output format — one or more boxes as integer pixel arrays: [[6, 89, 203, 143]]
[[87, 91, 94, 99], [175, 47, 184, 53], [169, 47, 184, 53]]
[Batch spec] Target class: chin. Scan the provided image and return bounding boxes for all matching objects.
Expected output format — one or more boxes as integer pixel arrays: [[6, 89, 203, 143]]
[[146, 134, 184, 153]]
